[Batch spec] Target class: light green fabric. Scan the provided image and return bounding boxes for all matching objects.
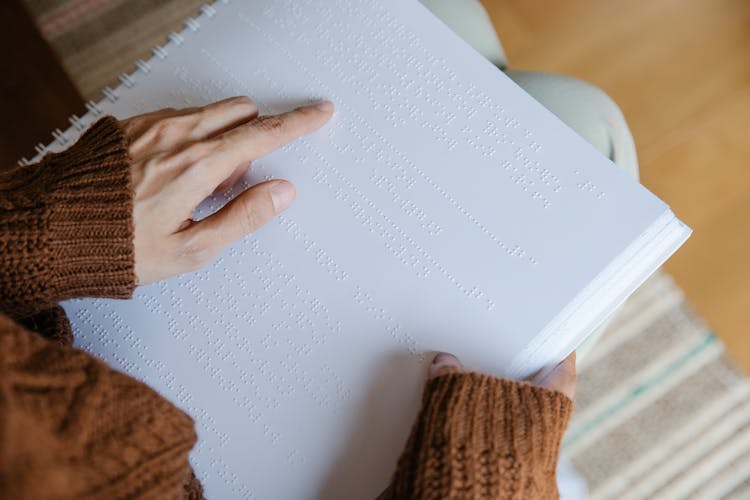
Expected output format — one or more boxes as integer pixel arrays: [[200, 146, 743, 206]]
[[420, 0, 507, 67], [421, 0, 640, 367], [420, 0, 638, 181], [506, 70, 639, 181]]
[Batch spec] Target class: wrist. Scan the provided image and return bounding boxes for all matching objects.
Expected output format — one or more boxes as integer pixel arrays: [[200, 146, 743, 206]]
[[389, 372, 573, 498], [44, 116, 135, 301]]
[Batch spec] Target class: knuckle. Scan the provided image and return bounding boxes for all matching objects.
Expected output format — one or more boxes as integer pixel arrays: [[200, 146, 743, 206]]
[[125, 108, 193, 155], [231, 95, 253, 105], [151, 107, 177, 120], [192, 137, 222, 156], [183, 159, 220, 199], [230, 95, 256, 110], [172, 113, 200, 130], [255, 115, 286, 135], [146, 117, 181, 146], [183, 109, 205, 128], [178, 139, 222, 165], [143, 154, 167, 173], [121, 118, 141, 141]]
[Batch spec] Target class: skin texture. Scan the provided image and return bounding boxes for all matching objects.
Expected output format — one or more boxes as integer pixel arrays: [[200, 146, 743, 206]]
[[122, 96, 335, 285]]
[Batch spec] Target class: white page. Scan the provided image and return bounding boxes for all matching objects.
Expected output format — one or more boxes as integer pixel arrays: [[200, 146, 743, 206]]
[[52, 1, 688, 498]]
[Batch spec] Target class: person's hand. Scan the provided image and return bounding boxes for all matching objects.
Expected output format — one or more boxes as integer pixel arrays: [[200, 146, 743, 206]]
[[378, 351, 576, 498], [428, 351, 577, 399], [121, 96, 334, 285]]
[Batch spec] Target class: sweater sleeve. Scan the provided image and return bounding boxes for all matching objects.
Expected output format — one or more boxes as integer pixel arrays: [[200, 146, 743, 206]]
[[0, 116, 135, 320], [383, 372, 573, 499], [0, 313, 198, 500]]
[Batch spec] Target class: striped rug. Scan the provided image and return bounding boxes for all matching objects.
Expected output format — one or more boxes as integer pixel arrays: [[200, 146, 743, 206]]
[[568, 272, 750, 499], [22, 0, 208, 100], [21, 1, 750, 498]]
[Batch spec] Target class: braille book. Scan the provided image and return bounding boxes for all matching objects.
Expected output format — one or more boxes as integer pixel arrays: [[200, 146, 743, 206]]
[[32, 1, 690, 498]]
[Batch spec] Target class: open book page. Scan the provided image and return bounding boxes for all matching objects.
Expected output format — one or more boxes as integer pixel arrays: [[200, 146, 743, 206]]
[[57, 0, 688, 498]]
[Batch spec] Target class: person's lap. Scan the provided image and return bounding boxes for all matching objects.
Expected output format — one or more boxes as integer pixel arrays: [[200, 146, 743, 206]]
[[420, 0, 638, 181]]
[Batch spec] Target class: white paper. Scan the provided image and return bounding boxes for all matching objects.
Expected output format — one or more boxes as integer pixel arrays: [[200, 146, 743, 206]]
[[54, 1, 689, 498]]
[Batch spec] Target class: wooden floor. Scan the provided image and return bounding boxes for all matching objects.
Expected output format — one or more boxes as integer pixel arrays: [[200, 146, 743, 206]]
[[482, 0, 750, 371]]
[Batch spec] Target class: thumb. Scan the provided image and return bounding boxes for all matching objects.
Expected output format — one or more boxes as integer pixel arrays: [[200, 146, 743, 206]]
[[183, 179, 295, 251], [532, 352, 577, 399], [428, 352, 464, 379]]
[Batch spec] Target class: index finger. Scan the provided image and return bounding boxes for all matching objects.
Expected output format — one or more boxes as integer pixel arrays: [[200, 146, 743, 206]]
[[183, 101, 334, 192], [124, 96, 260, 160]]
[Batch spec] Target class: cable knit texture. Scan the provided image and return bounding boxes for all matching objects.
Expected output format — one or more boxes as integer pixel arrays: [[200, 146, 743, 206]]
[[0, 314, 198, 499], [1, 117, 572, 499], [383, 373, 573, 499], [0, 118, 199, 499]]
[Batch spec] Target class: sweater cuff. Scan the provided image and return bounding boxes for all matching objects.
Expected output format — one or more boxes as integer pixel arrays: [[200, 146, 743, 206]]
[[44, 116, 135, 300], [426, 372, 572, 465], [388, 372, 573, 498]]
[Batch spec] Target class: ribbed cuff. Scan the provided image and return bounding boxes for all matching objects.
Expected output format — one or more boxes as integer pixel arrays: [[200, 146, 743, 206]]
[[388, 372, 573, 499], [44, 116, 136, 300], [425, 372, 572, 466]]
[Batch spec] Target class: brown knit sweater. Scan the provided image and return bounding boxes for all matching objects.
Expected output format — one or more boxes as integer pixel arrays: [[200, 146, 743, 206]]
[[0, 117, 572, 499]]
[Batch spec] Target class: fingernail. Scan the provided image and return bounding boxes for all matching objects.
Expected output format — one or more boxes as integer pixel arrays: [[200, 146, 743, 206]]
[[311, 100, 334, 113], [432, 352, 453, 365], [429, 352, 461, 378], [270, 181, 296, 213]]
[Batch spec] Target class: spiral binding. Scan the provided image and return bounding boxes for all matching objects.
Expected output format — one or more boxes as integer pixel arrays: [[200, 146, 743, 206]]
[[102, 87, 119, 103], [86, 100, 104, 117], [151, 45, 169, 60], [168, 32, 185, 46], [201, 5, 217, 18], [52, 129, 68, 145], [20, 2, 224, 165], [185, 18, 201, 32], [135, 59, 152, 74], [69, 114, 86, 131], [119, 73, 136, 89]]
